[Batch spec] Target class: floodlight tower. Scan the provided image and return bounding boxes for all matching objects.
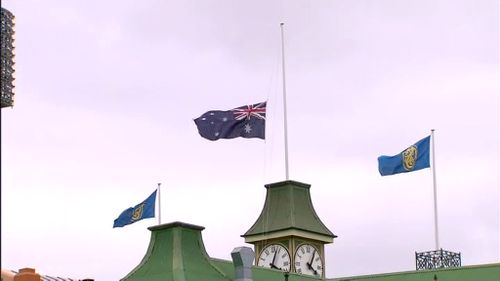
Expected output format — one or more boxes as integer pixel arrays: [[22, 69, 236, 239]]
[[1, 7, 15, 108]]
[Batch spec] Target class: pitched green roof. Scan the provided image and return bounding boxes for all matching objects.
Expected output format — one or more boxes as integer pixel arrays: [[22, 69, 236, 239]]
[[242, 180, 335, 240], [331, 263, 500, 281], [121, 222, 231, 281]]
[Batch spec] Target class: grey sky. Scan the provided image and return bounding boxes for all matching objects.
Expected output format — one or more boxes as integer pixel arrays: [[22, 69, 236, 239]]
[[1, 1, 498, 280]]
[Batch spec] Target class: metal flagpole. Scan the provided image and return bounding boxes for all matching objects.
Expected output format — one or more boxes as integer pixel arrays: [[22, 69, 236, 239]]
[[157, 183, 162, 225], [280, 23, 290, 180], [431, 129, 440, 250]]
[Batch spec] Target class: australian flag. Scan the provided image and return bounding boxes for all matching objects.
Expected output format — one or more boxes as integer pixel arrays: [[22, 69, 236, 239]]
[[194, 102, 266, 141]]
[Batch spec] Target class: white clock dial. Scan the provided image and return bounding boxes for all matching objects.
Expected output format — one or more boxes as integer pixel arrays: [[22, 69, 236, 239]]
[[294, 244, 323, 276], [257, 244, 291, 271]]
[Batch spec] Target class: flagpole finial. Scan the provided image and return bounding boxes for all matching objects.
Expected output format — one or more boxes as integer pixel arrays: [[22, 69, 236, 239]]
[[280, 22, 284, 26]]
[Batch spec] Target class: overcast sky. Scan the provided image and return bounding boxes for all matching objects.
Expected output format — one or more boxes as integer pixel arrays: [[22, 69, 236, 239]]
[[1, 1, 498, 280]]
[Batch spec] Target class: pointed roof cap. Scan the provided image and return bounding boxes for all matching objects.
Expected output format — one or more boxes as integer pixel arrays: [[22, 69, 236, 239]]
[[242, 180, 336, 243], [122, 221, 231, 281]]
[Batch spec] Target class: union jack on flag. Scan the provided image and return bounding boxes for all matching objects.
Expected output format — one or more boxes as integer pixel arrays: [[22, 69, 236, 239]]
[[194, 101, 266, 141], [232, 102, 266, 120]]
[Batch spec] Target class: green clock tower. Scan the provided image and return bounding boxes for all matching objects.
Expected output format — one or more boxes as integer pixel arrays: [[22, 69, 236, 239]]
[[242, 180, 337, 278]]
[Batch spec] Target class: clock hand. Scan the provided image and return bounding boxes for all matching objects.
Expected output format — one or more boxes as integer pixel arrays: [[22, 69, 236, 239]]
[[306, 262, 319, 276], [269, 248, 281, 270], [270, 249, 280, 269], [306, 250, 319, 276], [309, 250, 316, 265], [270, 263, 282, 270]]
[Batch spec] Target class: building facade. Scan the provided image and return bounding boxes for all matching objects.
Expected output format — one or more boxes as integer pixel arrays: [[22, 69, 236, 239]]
[[122, 180, 500, 281]]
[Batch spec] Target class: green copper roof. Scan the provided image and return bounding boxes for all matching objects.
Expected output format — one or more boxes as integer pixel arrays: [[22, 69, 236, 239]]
[[121, 221, 231, 281], [331, 263, 500, 281], [243, 180, 335, 239]]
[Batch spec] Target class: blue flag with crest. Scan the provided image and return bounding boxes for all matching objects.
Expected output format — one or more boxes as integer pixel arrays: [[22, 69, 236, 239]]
[[378, 136, 431, 176], [113, 190, 157, 228]]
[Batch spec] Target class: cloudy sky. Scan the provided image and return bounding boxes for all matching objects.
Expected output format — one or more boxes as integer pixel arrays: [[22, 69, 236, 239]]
[[1, 0, 498, 280]]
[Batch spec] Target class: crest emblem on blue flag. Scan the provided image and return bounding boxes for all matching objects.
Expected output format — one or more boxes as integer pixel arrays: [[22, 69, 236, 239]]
[[131, 203, 145, 222], [194, 102, 266, 141], [402, 145, 418, 171], [113, 190, 157, 228], [378, 136, 431, 176]]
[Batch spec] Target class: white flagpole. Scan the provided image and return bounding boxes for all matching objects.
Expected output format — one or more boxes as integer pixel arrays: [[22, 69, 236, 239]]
[[157, 183, 162, 225], [280, 23, 290, 180], [431, 129, 440, 250]]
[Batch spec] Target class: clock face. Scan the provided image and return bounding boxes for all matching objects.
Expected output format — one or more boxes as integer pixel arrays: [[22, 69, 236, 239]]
[[257, 244, 291, 271], [294, 244, 323, 276]]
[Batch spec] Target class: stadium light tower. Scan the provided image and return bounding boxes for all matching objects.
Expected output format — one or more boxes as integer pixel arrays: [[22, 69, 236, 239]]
[[1, 7, 15, 108]]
